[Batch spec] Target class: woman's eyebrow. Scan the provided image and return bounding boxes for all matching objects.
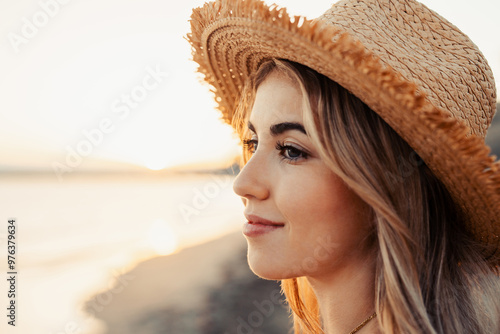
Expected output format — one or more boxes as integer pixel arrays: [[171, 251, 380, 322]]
[[247, 121, 307, 136]]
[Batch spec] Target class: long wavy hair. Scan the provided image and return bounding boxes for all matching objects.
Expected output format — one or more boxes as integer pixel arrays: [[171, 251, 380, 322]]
[[232, 59, 500, 334]]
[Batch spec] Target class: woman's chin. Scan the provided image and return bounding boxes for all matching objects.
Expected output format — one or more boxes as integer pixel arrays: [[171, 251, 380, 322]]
[[248, 264, 286, 280], [246, 249, 296, 280]]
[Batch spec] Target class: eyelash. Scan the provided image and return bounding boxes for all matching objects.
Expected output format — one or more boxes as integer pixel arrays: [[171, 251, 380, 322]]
[[242, 139, 309, 162]]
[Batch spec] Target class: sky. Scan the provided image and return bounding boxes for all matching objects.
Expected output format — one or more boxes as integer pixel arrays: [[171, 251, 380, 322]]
[[0, 0, 499, 172]]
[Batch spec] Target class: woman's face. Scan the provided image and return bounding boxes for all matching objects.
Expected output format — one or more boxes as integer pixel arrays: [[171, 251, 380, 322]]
[[233, 71, 375, 280]]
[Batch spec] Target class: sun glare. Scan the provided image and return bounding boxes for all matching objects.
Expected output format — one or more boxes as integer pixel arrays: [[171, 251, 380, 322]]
[[144, 160, 170, 171], [147, 219, 179, 255]]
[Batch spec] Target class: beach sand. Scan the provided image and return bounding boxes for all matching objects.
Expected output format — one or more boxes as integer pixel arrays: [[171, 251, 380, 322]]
[[84, 231, 291, 334]]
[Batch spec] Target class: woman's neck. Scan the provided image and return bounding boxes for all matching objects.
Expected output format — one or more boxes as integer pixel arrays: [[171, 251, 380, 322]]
[[306, 258, 379, 334]]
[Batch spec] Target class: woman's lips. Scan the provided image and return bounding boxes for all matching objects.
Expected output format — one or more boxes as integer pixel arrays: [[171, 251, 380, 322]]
[[243, 222, 284, 236], [243, 214, 285, 237]]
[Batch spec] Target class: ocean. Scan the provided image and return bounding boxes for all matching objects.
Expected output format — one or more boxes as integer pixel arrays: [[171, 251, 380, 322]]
[[0, 172, 244, 334]]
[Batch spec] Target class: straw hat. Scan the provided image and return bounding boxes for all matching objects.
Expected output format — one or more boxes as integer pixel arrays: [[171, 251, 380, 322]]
[[187, 0, 500, 266]]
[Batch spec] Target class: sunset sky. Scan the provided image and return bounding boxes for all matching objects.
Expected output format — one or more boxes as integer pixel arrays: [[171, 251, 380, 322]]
[[1, 0, 499, 172]]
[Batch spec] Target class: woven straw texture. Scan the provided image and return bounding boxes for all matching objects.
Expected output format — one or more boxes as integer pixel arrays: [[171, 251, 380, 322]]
[[188, 0, 500, 265]]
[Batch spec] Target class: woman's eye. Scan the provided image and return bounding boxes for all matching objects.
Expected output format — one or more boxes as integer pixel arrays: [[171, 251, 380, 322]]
[[243, 139, 258, 154], [243, 139, 309, 162], [284, 147, 302, 159], [276, 141, 309, 162]]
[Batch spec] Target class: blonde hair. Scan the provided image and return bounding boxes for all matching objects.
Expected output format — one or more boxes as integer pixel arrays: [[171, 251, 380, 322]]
[[233, 59, 500, 334]]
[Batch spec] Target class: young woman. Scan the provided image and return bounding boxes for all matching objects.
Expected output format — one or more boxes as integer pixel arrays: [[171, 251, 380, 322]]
[[188, 0, 500, 333]]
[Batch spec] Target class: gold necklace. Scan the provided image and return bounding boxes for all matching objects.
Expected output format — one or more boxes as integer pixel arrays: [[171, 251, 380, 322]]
[[348, 312, 377, 334]]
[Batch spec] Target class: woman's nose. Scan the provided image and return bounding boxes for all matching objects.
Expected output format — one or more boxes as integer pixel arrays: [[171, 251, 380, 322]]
[[233, 153, 270, 202]]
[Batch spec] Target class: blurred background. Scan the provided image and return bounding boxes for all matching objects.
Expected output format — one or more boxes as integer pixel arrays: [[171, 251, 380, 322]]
[[0, 0, 499, 333]]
